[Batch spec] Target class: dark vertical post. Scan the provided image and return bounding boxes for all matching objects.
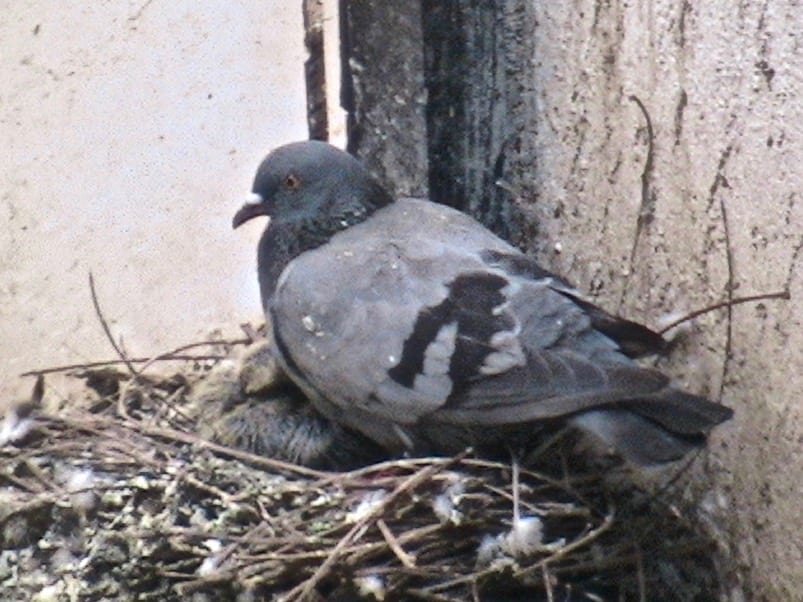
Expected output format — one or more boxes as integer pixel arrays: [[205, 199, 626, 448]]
[[333, 1, 538, 243], [303, 0, 328, 141], [339, 1, 429, 198], [421, 0, 516, 239]]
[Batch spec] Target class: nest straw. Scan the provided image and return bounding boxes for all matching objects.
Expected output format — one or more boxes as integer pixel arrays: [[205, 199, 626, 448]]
[[1, 352, 724, 601]]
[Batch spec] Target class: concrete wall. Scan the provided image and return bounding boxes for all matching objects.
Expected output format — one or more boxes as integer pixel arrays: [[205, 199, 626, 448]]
[[1, 2, 307, 405], [528, 4, 802, 597], [339, 1, 802, 599]]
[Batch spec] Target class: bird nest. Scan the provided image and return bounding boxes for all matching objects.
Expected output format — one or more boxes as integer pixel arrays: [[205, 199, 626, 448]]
[[2, 340, 724, 601]]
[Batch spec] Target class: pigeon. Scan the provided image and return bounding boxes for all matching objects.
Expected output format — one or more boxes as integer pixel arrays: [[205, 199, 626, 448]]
[[191, 344, 387, 470], [233, 140, 733, 465], [198, 386, 387, 470]]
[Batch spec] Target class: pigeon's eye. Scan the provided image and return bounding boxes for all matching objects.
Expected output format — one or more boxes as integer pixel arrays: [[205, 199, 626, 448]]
[[284, 174, 302, 190]]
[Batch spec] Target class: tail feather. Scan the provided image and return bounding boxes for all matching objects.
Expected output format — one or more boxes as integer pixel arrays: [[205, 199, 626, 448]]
[[570, 389, 733, 464], [570, 409, 708, 464], [622, 392, 734, 435]]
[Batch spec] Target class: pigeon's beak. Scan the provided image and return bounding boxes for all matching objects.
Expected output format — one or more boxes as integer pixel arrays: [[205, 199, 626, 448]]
[[232, 192, 268, 229]]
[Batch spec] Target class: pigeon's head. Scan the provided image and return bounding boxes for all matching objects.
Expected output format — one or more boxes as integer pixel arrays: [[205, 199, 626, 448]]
[[232, 141, 393, 232]]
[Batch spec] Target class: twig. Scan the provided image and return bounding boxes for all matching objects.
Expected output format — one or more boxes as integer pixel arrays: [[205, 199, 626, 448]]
[[657, 290, 789, 335], [287, 459, 457, 601], [542, 562, 554, 602], [19, 353, 231, 377], [132, 422, 330, 479], [620, 94, 656, 310], [132, 338, 249, 378], [515, 510, 616, 579], [324, 455, 463, 486], [377, 519, 417, 568], [21, 272, 248, 379], [645, 450, 699, 505], [45, 409, 329, 479], [636, 545, 647, 602], [420, 565, 503, 594], [348, 524, 443, 568], [548, 537, 712, 576], [240, 322, 262, 341], [512, 456, 521, 525], [89, 272, 138, 376], [407, 588, 464, 602]]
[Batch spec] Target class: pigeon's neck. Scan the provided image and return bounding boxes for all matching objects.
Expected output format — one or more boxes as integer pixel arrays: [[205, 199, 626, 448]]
[[257, 223, 303, 306], [257, 178, 393, 306], [257, 197, 391, 306]]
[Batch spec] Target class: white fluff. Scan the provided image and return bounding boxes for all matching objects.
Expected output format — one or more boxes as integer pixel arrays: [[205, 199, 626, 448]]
[[502, 516, 544, 557], [66, 468, 98, 514], [346, 490, 388, 523], [432, 480, 465, 525], [0, 410, 34, 446], [355, 574, 386, 600]]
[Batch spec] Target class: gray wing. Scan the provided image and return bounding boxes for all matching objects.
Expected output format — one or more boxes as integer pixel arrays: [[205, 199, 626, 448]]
[[271, 199, 730, 459], [269, 206, 525, 428], [480, 249, 668, 358]]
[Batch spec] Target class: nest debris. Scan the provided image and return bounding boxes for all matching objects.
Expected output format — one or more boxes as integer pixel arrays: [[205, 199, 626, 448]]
[[2, 343, 724, 601]]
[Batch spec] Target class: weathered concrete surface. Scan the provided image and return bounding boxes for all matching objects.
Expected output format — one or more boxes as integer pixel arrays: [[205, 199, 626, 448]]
[[341, 1, 802, 599], [1, 2, 307, 406], [525, 3, 802, 598]]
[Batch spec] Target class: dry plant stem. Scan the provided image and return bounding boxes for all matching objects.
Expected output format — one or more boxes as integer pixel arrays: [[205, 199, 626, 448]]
[[622, 94, 656, 298], [422, 565, 508, 594], [19, 352, 235, 378], [288, 459, 459, 601], [139, 422, 330, 479], [21, 458, 53, 491], [461, 457, 567, 490], [656, 290, 789, 335], [174, 570, 240, 595], [134, 339, 241, 378], [239, 322, 261, 341], [514, 510, 616, 579], [377, 518, 417, 568], [47, 410, 328, 479], [718, 192, 735, 401], [407, 589, 463, 602], [88, 272, 138, 377], [335, 455, 461, 482], [117, 378, 135, 419], [547, 541, 695, 575], [0, 471, 42, 494], [362, 523, 442, 558], [644, 449, 699, 505], [512, 457, 521, 524], [636, 545, 647, 602], [542, 562, 554, 602]]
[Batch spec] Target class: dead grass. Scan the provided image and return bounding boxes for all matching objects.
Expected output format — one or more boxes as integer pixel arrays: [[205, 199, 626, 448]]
[[1, 347, 724, 601]]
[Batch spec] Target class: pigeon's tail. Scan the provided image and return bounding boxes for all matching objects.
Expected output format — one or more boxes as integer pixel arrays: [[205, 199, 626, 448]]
[[570, 391, 733, 465]]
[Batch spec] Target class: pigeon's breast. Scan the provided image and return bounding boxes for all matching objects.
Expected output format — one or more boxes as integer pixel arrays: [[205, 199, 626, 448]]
[[269, 200, 516, 421]]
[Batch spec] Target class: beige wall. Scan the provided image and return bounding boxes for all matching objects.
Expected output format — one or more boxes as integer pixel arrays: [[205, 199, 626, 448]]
[[1, 2, 307, 405]]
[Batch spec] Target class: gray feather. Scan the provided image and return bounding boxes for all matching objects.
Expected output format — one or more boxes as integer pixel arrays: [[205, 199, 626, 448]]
[[234, 142, 734, 466]]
